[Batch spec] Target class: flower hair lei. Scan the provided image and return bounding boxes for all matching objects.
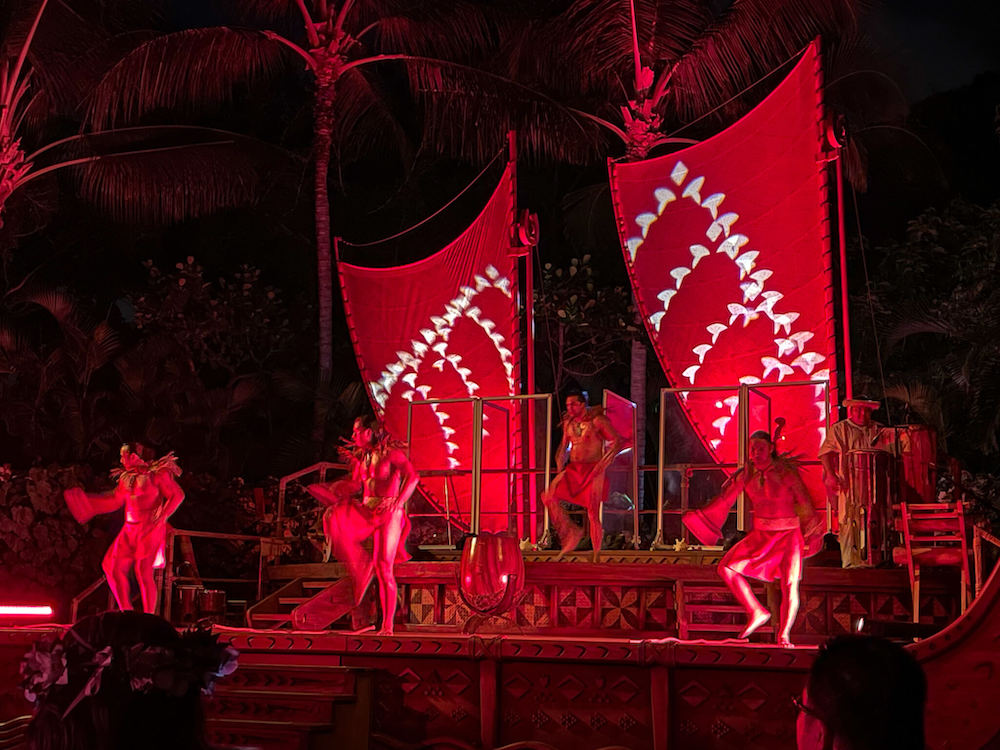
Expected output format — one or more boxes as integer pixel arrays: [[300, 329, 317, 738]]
[[110, 449, 182, 490], [19, 623, 238, 719], [337, 433, 405, 468]]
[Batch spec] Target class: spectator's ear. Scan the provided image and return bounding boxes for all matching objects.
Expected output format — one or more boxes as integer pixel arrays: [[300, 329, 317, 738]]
[[795, 704, 828, 750]]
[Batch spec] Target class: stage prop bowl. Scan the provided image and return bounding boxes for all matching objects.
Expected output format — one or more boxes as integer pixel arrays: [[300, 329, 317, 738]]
[[458, 531, 525, 621]]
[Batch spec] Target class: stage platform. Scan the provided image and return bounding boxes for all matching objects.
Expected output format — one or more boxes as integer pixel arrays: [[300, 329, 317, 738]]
[[217, 557, 1000, 750], [2, 559, 997, 750], [2, 558, 992, 750], [252, 553, 962, 643]]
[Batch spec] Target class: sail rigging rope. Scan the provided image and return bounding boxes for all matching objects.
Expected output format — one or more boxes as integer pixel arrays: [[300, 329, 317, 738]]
[[338, 147, 506, 249], [850, 183, 894, 426]]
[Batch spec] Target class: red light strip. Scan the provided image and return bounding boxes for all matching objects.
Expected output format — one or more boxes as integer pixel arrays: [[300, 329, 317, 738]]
[[0, 605, 53, 616]]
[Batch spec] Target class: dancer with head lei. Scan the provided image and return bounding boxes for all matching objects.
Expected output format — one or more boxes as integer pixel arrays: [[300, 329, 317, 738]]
[[308, 415, 419, 634], [64, 444, 184, 614], [685, 422, 822, 645]]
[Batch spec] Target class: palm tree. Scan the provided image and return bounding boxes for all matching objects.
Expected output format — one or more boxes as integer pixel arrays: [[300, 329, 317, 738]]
[[508, 0, 867, 157], [0, 0, 281, 268], [83, 0, 588, 447]]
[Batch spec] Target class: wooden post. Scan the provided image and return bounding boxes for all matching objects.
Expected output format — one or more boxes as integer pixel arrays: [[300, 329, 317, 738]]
[[651, 665, 670, 750], [479, 658, 498, 749]]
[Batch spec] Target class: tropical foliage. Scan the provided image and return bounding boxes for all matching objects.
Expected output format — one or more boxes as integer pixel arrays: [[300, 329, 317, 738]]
[[504, 0, 868, 159], [83, 0, 588, 448], [534, 254, 638, 395], [0, 258, 303, 474], [855, 199, 1000, 467]]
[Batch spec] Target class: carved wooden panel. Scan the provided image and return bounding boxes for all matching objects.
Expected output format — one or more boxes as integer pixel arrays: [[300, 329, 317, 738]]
[[599, 586, 641, 630], [514, 584, 552, 628], [437, 584, 463, 626], [498, 662, 653, 749], [342, 655, 481, 746], [408, 583, 437, 625], [643, 586, 675, 633], [555, 585, 596, 629], [671, 669, 801, 750]]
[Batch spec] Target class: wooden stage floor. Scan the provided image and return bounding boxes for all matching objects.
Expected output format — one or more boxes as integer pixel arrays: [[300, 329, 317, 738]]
[[254, 551, 963, 643]]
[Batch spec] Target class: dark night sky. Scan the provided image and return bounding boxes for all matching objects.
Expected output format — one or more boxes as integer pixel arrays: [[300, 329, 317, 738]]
[[871, 0, 1000, 100]]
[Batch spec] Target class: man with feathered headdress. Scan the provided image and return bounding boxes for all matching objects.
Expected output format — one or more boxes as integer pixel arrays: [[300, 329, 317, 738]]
[[307, 415, 418, 634], [693, 428, 822, 646], [64, 444, 184, 613]]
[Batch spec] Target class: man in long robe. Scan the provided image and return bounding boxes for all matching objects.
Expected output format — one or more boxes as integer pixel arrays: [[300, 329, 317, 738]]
[[819, 398, 891, 568]]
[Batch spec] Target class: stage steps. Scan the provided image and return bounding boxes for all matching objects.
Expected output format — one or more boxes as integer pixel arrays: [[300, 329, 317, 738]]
[[677, 581, 776, 640], [205, 656, 372, 750], [247, 579, 328, 629], [247, 578, 374, 631]]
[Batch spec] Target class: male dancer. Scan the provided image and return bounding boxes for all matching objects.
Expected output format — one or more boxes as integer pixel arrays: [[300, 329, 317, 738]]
[[542, 390, 624, 562], [709, 430, 819, 646], [308, 415, 418, 635], [64, 444, 184, 613]]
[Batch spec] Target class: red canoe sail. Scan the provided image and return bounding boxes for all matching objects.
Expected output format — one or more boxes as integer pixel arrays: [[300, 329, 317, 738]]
[[609, 41, 838, 470], [337, 164, 520, 533]]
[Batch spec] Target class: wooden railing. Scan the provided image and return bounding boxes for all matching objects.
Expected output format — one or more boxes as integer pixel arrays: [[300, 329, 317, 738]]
[[973, 523, 1000, 596]]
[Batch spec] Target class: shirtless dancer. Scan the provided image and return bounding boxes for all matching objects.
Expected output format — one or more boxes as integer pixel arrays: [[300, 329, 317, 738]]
[[64, 444, 184, 613], [308, 415, 418, 635], [542, 390, 624, 562], [710, 430, 819, 646]]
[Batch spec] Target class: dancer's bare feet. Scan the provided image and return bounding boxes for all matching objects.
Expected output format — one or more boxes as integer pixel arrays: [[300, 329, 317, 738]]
[[555, 527, 584, 561], [739, 609, 771, 639], [778, 636, 794, 647]]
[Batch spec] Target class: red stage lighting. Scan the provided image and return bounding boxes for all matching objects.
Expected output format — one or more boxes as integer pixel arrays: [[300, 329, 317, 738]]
[[0, 604, 53, 617]]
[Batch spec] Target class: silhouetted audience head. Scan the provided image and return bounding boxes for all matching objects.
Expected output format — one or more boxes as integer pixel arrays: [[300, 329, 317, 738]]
[[796, 635, 926, 750], [20, 611, 237, 750]]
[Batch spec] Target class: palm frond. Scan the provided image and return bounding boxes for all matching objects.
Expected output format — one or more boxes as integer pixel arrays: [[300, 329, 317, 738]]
[[882, 380, 946, 437], [663, 0, 866, 123], [642, 0, 714, 70], [26, 0, 111, 113], [360, 0, 500, 62], [506, 0, 640, 99], [400, 56, 605, 163], [0, 322, 24, 352], [23, 288, 79, 328], [226, 376, 266, 415], [60, 127, 299, 224], [86, 27, 292, 129], [271, 370, 316, 403], [886, 315, 956, 350], [82, 321, 121, 385], [330, 67, 413, 169]]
